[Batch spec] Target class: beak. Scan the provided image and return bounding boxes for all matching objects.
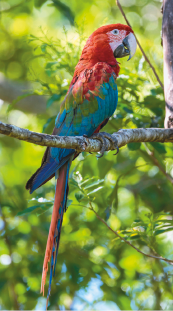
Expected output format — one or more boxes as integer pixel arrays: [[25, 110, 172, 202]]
[[114, 32, 137, 61]]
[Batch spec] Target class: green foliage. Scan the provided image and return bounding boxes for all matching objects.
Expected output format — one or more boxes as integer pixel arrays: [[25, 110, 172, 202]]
[[0, 0, 173, 310]]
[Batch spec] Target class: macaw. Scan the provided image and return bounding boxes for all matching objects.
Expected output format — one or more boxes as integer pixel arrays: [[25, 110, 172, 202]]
[[26, 23, 137, 306]]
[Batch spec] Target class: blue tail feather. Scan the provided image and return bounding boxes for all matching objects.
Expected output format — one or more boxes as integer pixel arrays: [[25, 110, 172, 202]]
[[30, 155, 72, 194]]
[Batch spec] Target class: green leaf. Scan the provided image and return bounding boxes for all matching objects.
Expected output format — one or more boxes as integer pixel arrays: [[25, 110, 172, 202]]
[[51, 0, 75, 26], [150, 107, 163, 116], [66, 199, 73, 207], [83, 179, 104, 190], [154, 229, 166, 235], [45, 62, 58, 69], [79, 177, 96, 187], [30, 34, 37, 39], [128, 234, 141, 240], [75, 192, 84, 202], [149, 142, 167, 154], [69, 178, 80, 188], [40, 203, 52, 210], [34, 0, 46, 8], [42, 116, 55, 133], [155, 227, 173, 235], [128, 142, 141, 151], [47, 94, 61, 108], [87, 186, 103, 196], [0, 280, 6, 290], [17, 201, 53, 216], [17, 205, 42, 216], [155, 219, 173, 224], [123, 107, 133, 114], [41, 43, 48, 53]]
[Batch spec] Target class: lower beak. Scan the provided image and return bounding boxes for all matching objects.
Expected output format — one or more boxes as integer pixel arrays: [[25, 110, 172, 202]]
[[114, 32, 137, 61]]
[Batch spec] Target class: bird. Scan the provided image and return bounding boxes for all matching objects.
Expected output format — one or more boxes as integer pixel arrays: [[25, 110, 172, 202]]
[[26, 23, 137, 307]]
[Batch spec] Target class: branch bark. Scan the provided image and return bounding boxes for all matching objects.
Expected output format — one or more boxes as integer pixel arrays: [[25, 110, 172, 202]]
[[162, 0, 173, 128], [0, 121, 173, 152], [0, 73, 47, 114]]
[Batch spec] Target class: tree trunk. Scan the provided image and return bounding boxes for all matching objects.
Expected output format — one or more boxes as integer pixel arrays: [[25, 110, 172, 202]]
[[162, 0, 173, 128]]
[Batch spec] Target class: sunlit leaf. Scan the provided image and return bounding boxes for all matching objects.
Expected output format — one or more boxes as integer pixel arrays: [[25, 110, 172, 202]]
[[17, 205, 42, 216]]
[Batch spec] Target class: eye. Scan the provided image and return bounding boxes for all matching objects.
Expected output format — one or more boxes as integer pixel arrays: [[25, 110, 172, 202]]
[[112, 29, 119, 35]]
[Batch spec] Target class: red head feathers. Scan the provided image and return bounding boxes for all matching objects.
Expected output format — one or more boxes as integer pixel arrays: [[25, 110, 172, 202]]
[[74, 24, 136, 77]]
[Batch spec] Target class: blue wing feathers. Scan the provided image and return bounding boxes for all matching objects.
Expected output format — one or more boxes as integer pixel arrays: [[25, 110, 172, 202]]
[[27, 69, 118, 194]]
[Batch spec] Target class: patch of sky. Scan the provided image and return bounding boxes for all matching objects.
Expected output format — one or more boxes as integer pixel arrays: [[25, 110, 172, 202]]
[[61, 262, 67, 273], [0, 218, 4, 230], [106, 261, 118, 269], [131, 299, 139, 310], [34, 297, 47, 310], [104, 267, 114, 279], [77, 278, 103, 304], [94, 301, 121, 310]]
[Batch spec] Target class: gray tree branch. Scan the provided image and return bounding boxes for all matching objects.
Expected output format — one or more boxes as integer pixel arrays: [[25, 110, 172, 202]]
[[0, 73, 47, 114], [0, 121, 173, 152]]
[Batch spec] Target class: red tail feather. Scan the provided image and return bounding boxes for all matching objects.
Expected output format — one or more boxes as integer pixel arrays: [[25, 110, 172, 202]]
[[40, 166, 67, 296]]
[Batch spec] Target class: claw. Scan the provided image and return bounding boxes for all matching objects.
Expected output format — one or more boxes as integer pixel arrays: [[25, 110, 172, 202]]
[[84, 132, 119, 157], [97, 152, 104, 159], [89, 133, 108, 157], [113, 146, 119, 156], [90, 132, 119, 157], [83, 134, 93, 154], [100, 132, 119, 156]]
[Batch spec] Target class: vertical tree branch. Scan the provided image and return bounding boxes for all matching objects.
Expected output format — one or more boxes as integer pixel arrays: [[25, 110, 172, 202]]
[[116, 0, 164, 90], [162, 0, 173, 128]]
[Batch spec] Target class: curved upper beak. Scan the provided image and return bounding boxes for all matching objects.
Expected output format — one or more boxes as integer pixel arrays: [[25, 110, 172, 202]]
[[114, 32, 137, 61]]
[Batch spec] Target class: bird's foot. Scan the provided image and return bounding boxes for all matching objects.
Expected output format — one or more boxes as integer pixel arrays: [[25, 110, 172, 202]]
[[83, 134, 93, 154], [90, 132, 119, 158]]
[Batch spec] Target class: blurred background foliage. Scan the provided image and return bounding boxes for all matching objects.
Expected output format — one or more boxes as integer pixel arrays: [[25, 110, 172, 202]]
[[1, 0, 173, 310]]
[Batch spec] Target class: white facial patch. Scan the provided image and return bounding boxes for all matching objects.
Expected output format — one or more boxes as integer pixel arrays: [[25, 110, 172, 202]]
[[107, 30, 127, 53]]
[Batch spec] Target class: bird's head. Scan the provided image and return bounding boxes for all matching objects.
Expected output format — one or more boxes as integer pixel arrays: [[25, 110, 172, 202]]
[[75, 24, 137, 77], [89, 23, 137, 61]]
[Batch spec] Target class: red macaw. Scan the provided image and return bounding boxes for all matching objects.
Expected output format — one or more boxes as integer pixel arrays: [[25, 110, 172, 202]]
[[26, 23, 137, 306]]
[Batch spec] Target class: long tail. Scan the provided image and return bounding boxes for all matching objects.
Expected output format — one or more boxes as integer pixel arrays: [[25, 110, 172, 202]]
[[40, 160, 71, 307]]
